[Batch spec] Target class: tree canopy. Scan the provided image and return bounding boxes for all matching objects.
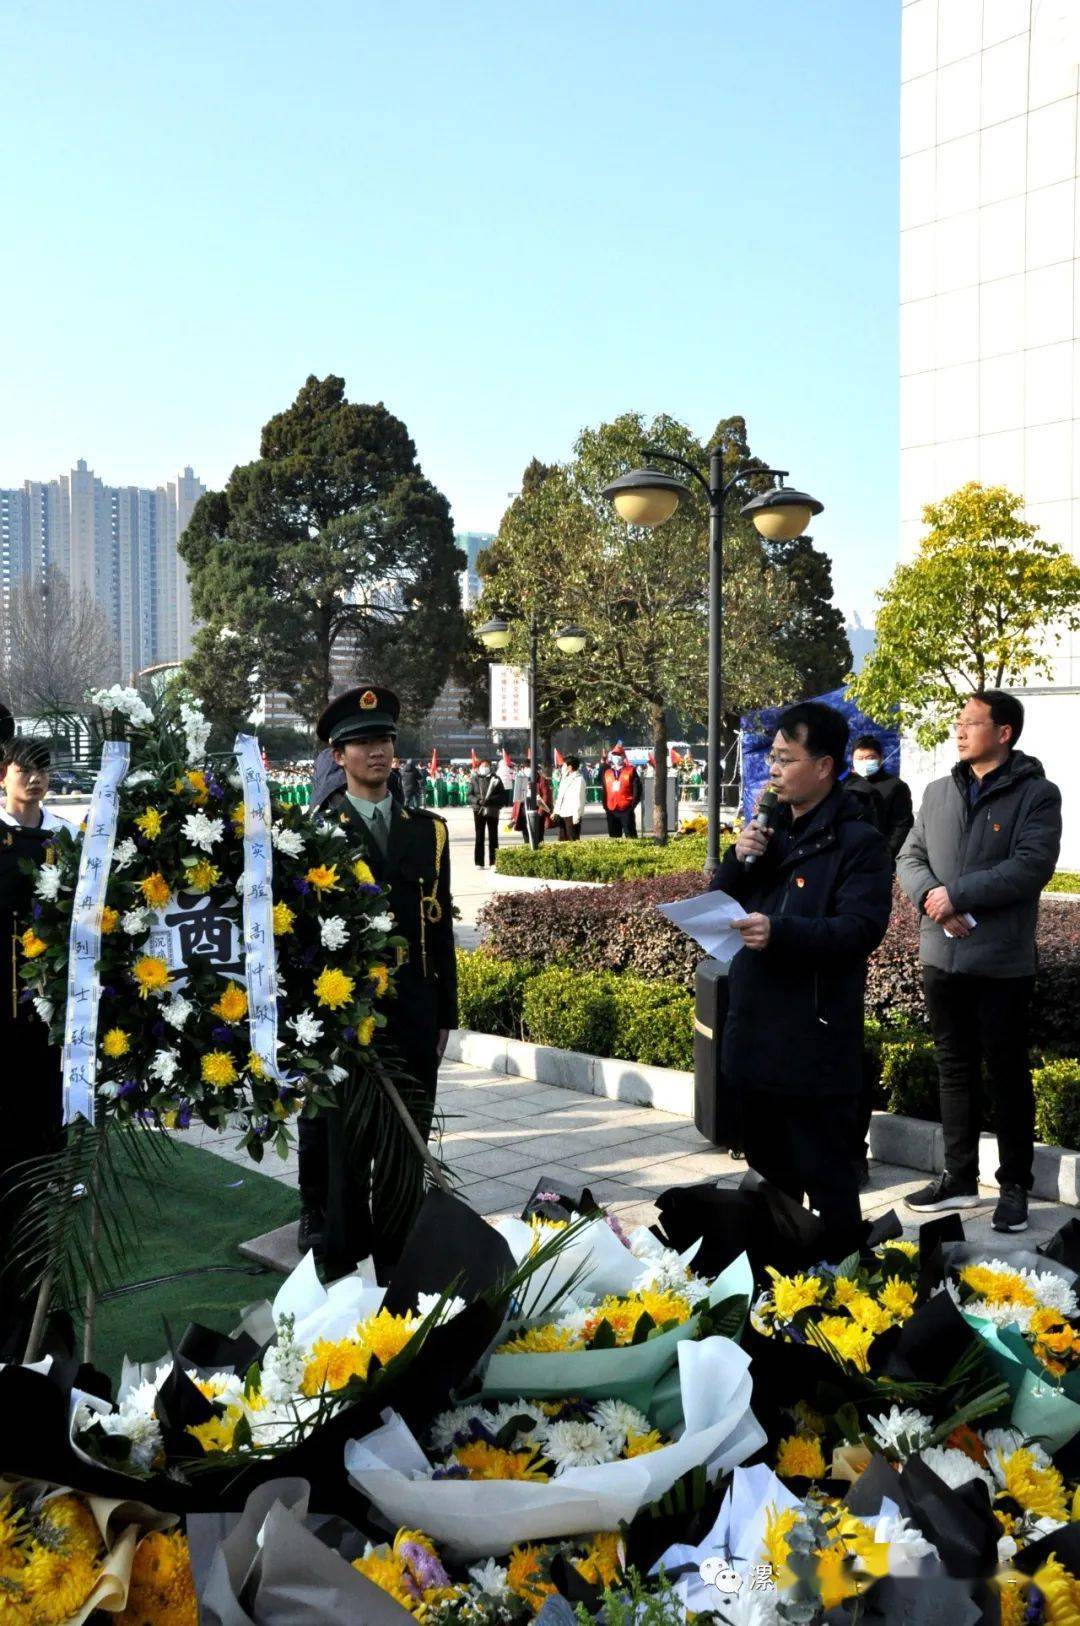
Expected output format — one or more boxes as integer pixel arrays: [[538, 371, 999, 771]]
[[179, 375, 466, 727], [0, 568, 115, 713], [848, 482, 1080, 746]]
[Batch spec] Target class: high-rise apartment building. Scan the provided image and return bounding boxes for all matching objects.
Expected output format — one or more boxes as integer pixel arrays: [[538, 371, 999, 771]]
[[0, 460, 205, 681], [457, 531, 492, 609], [899, 0, 1080, 860]]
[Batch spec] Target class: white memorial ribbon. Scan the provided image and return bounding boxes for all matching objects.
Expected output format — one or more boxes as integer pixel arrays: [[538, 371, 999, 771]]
[[234, 734, 284, 1081], [62, 740, 130, 1125]]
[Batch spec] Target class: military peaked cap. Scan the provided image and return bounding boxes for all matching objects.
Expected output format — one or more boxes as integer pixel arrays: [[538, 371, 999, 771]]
[[317, 685, 400, 746]]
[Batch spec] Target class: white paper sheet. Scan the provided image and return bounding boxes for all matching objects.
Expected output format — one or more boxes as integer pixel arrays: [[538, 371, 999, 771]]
[[656, 890, 748, 965]]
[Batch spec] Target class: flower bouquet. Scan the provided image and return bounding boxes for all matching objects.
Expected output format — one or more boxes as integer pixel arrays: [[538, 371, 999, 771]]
[[942, 1243, 1080, 1452], [480, 1247, 752, 1411], [750, 1242, 921, 1376], [0, 1475, 191, 1625], [345, 1335, 764, 1558]]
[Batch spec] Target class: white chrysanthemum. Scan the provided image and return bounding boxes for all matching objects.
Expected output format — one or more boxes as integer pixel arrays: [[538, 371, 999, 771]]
[[89, 685, 153, 727], [288, 1010, 324, 1047], [181, 812, 225, 852], [319, 915, 350, 951], [326, 1064, 348, 1084], [985, 1432, 1053, 1488], [468, 1558, 510, 1600], [543, 1420, 616, 1470], [32, 995, 54, 1025], [162, 995, 194, 1030], [416, 1291, 466, 1325], [272, 824, 305, 858], [428, 1405, 484, 1454], [120, 907, 150, 935], [553, 1305, 592, 1336], [368, 912, 394, 932], [918, 1445, 995, 1493], [488, 1399, 548, 1441], [328, 824, 347, 840], [180, 701, 212, 765], [34, 864, 61, 901], [704, 1586, 782, 1625], [75, 1401, 162, 1475], [148, 1049, 180, 1085], [1026, 1271, 1080, 1318], [633, 1247, 697, 1296], [591, 1397, 653, 1449], [868, 1405, 934, 1458], [858, 1510, 938, 1570], [112, 838, 138, 871], [125, 769, 154, 788], [964, 1297, 1036, 1332]]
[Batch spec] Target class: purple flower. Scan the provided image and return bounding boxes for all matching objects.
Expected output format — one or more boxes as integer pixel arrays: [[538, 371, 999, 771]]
[[398, 1540, 450, 1591], [343, 1026, 356, 1042], [207, 775, 225, 801], [292, 877, 311, 896], [359, 883, 382, 898], [32, 903, 42, 920], [152, 1021, 166, 1039], [604, 1212, 630, 1247], [118, 1080, 139, 1098], [431, 1464, 468, 1480], [176, 1101, 193, 1129], [211, 1024, 232, 1043], [534, 1191, 562, 1204]]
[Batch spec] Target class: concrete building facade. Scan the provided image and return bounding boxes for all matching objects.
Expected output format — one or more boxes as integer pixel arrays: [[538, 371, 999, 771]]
[[900, 0, 1080, 863]]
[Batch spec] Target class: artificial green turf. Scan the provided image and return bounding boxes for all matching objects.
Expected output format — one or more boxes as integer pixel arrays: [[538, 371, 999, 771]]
[[88, 1138, 297, 1382]]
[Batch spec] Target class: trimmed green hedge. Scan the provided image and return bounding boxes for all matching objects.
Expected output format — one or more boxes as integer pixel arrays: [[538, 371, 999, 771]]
[[494, 834, 727, 882], [1050, 871, 1080, 894], [1034, 1058, 1080, 1147], [456, 950, 694, 1070]]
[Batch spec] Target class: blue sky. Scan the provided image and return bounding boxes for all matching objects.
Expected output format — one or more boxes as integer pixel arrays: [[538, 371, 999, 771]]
[[2, 0, 898, 619]]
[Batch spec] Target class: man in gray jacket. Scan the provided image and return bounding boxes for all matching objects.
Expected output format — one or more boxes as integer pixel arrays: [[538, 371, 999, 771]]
[[897, 691, 1062, 1232]]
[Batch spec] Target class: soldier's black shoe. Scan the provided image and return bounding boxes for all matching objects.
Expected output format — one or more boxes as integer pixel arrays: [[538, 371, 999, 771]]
[[298, 1208, 325, 1257]]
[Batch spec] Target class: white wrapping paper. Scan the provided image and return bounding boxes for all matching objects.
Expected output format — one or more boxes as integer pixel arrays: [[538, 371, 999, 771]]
[[345, 1335, 766, 1560]]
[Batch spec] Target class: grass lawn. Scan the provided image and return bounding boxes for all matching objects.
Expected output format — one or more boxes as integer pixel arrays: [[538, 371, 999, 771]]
[[88, 1137, 297, 1383], [1050, 872, 1080, 894]]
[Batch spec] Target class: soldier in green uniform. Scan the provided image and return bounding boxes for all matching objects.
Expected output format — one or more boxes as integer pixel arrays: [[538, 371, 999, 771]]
[[297, 685, 457, 1280]]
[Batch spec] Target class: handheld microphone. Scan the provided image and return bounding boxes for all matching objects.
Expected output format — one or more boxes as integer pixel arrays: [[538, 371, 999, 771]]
[[744, 786, 779, 866]]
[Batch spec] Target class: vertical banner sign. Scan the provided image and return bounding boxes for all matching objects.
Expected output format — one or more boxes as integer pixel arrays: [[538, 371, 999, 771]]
[[62, 740, 130, 1124], [234, 733, 283, 1081]]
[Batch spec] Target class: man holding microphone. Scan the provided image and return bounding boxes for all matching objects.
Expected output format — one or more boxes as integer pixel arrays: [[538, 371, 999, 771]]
[[710, 701, 893, 1248]]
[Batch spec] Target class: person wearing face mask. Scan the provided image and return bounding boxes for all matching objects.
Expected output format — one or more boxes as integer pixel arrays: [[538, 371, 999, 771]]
[[0, 727, 71, 1347], [602, 746, 642, 839], [844, 736, 914, 865], [467, 756, 507, 867]]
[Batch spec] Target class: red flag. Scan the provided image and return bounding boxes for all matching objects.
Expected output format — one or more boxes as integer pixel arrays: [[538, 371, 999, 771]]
[[502, 746, 513, 769], [648, 752, 656, 769], [670, 747, 682, 768], [470, 747, 480, 768], [429, 747, 439, 775], [554, 746, 565, 768]]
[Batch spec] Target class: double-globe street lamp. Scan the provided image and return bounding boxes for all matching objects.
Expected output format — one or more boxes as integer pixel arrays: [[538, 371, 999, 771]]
[[477, 615, 588, 848], [602, 451, 823, 875]]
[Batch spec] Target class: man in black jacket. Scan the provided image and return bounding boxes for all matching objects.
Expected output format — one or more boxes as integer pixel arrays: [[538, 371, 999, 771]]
[[712, 701, 893, 1248], [844, 735, 914, 864], [467, 757, 507, 866], [898, 691, 1061, 1232]]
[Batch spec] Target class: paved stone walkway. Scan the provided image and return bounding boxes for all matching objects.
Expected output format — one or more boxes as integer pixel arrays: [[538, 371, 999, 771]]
[[189, 1059, 1076, 1262]]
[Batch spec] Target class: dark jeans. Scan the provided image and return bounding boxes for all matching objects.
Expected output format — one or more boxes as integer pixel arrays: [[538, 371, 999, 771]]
[[603, 808, 620, 837], [610, 808, 637, 839], [922, 966, 1036, 1190], [473, 810, 499, 865], [741, 1088, 863, 1249], [558, 817, 580, 841]]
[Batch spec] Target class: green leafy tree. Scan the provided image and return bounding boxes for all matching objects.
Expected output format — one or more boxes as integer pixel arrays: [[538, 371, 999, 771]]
[[763, 534, 851, 698], [179, 375, 466, 727], [472, 414, 798, 841], [849, 482, 1080, 746]]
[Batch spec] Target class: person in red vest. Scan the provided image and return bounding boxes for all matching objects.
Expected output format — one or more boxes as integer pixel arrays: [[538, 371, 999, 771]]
[[603, 746, 642, 838]]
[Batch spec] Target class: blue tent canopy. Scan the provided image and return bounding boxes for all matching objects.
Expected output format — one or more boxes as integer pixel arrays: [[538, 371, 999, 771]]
[[740, 688, 900, 820]]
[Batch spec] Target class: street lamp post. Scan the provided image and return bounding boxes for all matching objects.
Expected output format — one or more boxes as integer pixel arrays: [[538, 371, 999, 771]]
[[603, 454, 822, 876], [477, 614, 587, 849]]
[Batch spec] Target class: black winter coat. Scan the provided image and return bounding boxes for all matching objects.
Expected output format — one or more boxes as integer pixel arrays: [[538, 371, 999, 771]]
[[711, 785, 893, 1096], [467, 772, 507, 813], [843, 769, 914, 860]]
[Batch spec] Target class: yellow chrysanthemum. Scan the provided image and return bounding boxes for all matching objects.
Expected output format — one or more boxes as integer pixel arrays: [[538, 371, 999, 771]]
[[998, 1579, 1030, 1626], [19, 1545, 100, 1621], [351, 858, 376, 885], [762, 1506, 797, 1586], [187, 1405, 242, 1455], [314, 965, 355, 1009], [138, 872, 171, 909], [272, 901, 295, 935], [1031, 1555, 1080, 1624], [455, 1440, 550, 1481], [582, 1288, 691, 1346], [38, 1494, 102, 1560], [358, 1308, 419, 1365], [573, 1531, 623, 1590], [117, 1530, 197, 1626], [356, 1015, 376, 1046], [368, 963, 390, 996], [815, 1541, 859, 1610], [301, 1337, 372, 1396], [133, 955, 171, 998], [776, 1433, 827, 1479], [351, 1547, 415, 1612], [230, 804, 246, 833], [184, 770, 209, 805], [247, 1050, 265, 1078], [506, 1544, 557, 1608], [19, 929, 46, 959], [959, 1264, 1036, 1307], [212, 982, 248, 1024], [100, 906, 119, 934], [878, 1238, 919, 1259], [201, 1051, 238, 1088], [187, 858, 221, 892], [101, 1028, 130, 1059], [817, 1315, 874, 1372], [831, 1275, 861, 1308], [305, 864, 340, 892], [879, 1277, 917, 1321], [0, 1493, 24, 1549], [134, 807, 163, 839], [996, 1448, 1069, 1522], [500, 1323, 582, 1354], [624, 1430, 664, 1458], [766, 1268, 827, 1321], [845, 1293, 894, 1336]]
